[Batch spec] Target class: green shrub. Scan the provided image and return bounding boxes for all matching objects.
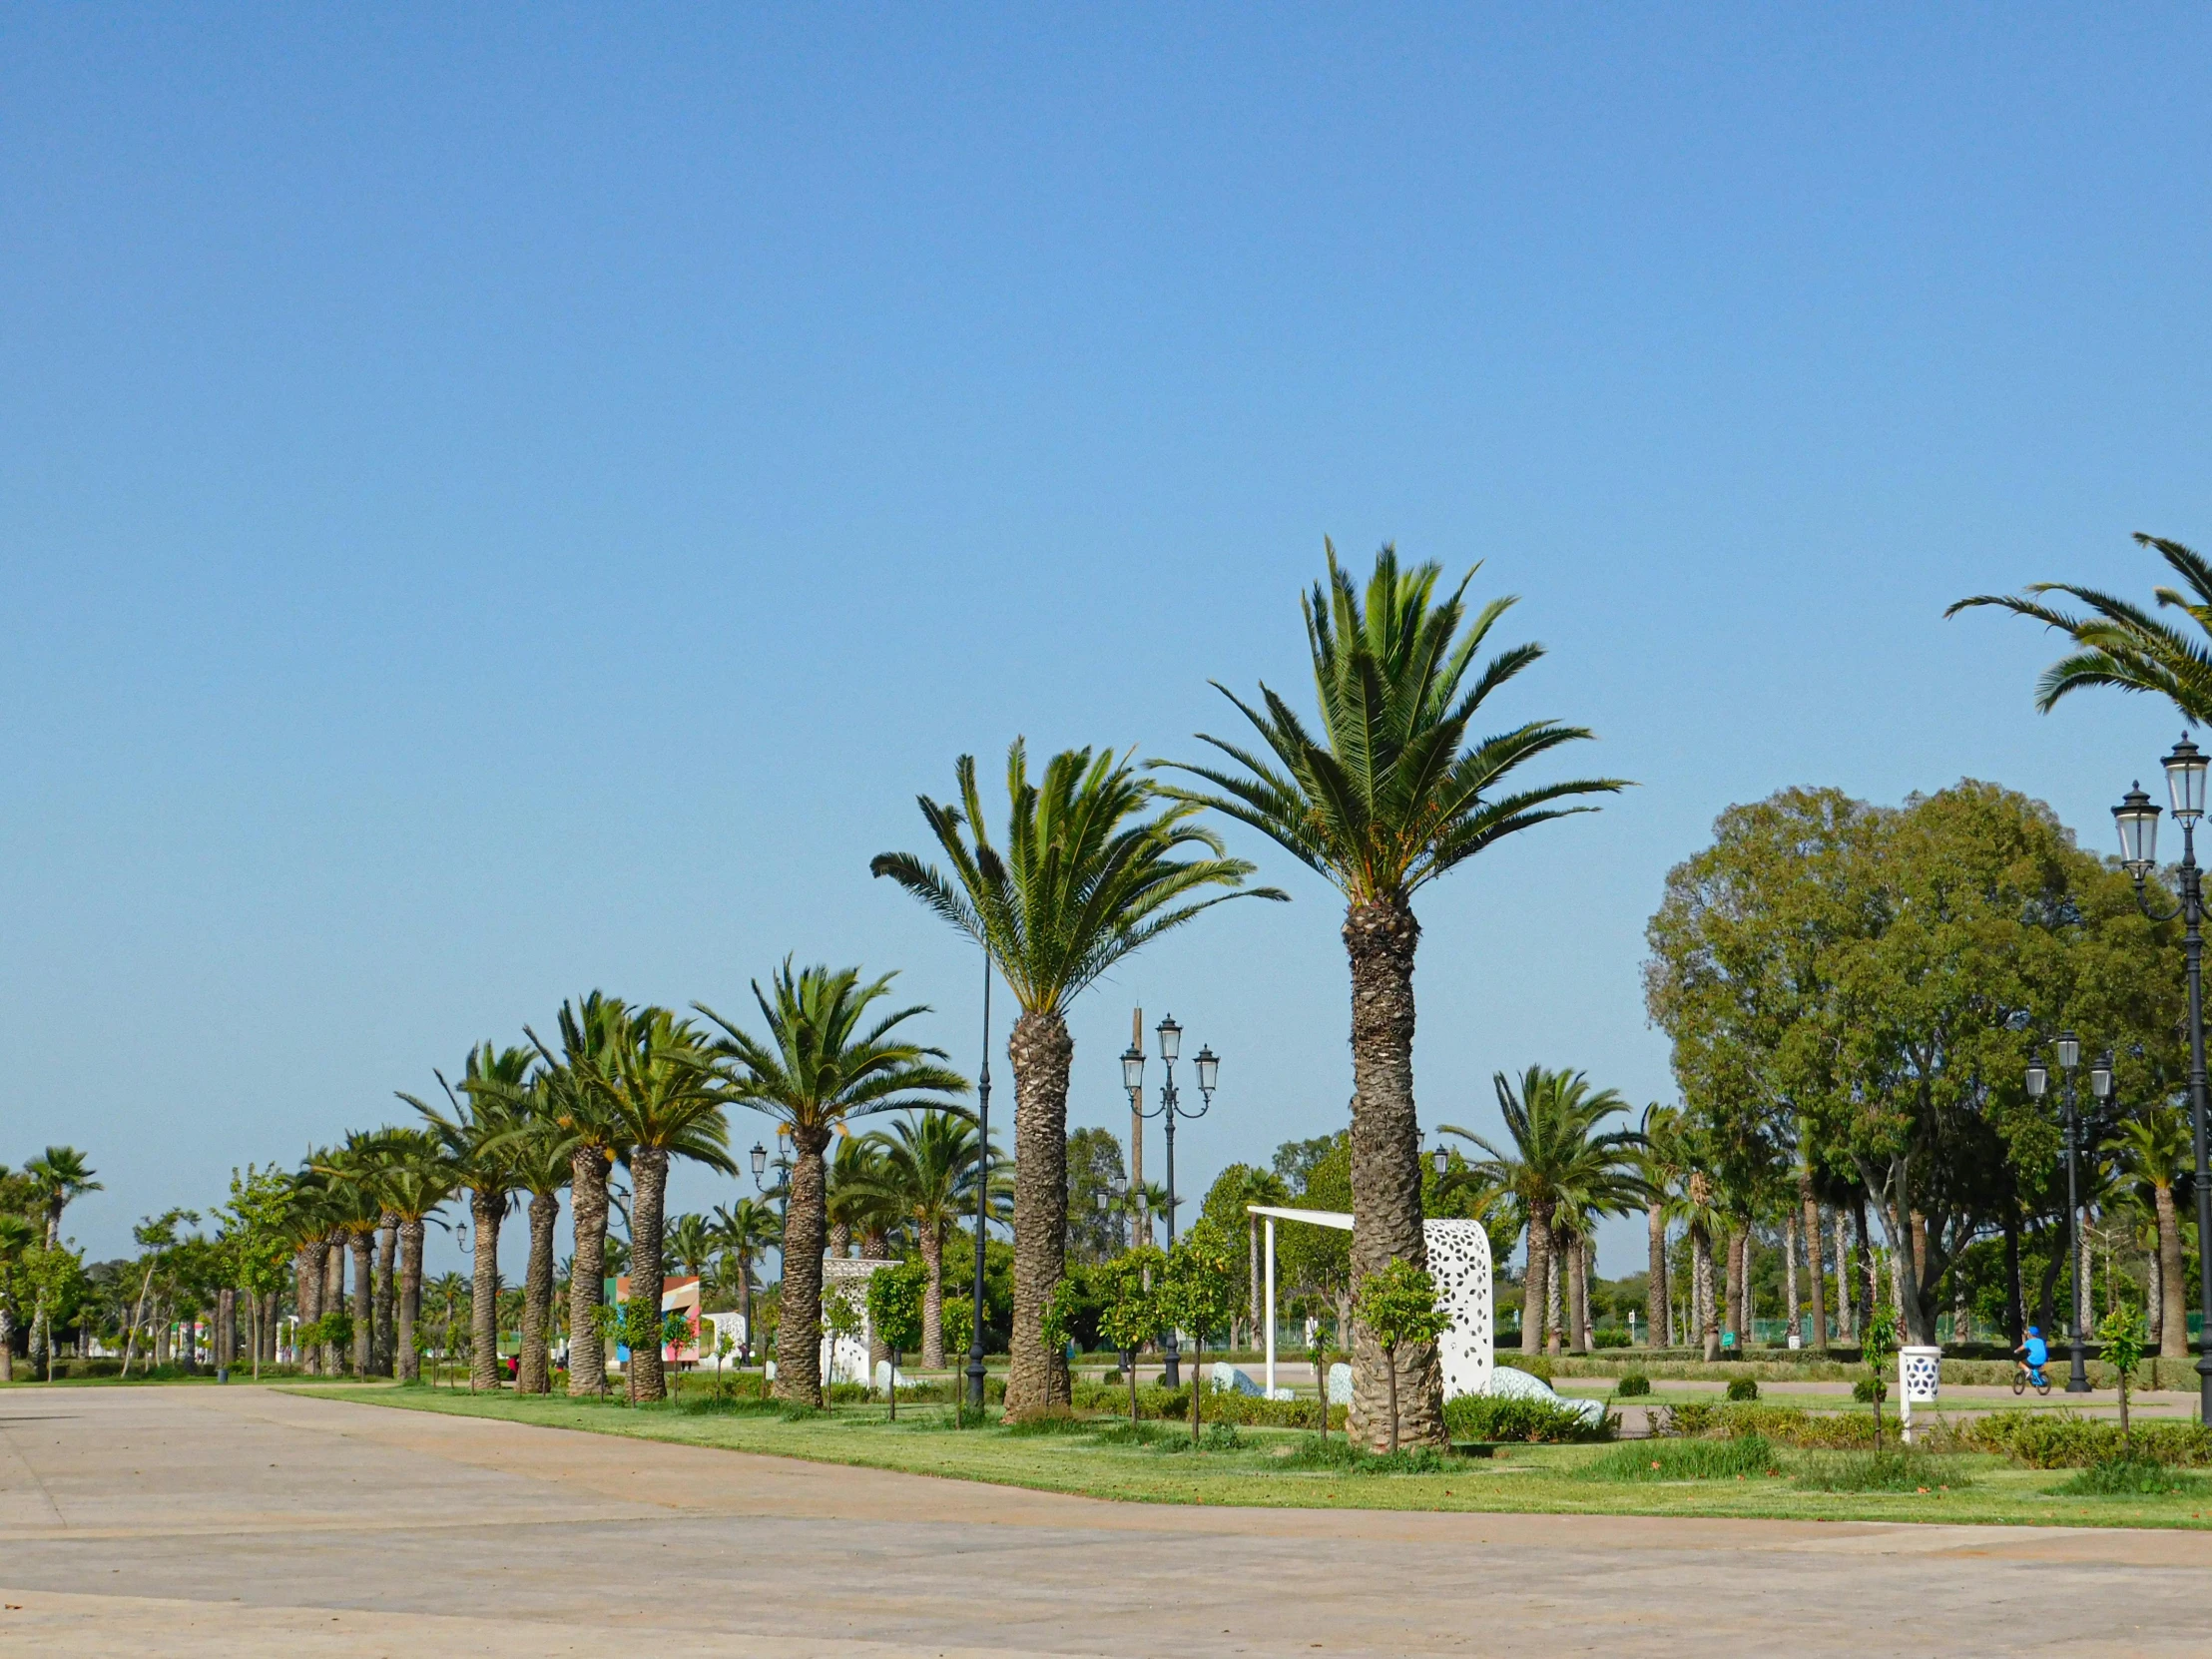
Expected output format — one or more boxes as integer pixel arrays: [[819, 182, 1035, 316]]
[[1726, 1378, 1760, 1402], [1852, 1377, 1887, 1404], [1613, 1373, 1651, 1397], [1203, 1421, 1243, 1450], [1443, 1392, 1613, 1443], [1966, 1409, 2212, 1469], [2054, 1456, 2210, 1496], [1577, 1434, 1778, 1482], [1068, 1379, 1344, 1429], [1662, 1400, 1875, 1449], [1594, 1328, 1632, 1349], [1507, 1356, 1556, 1383], [1792, 1450, 1970, 1492]]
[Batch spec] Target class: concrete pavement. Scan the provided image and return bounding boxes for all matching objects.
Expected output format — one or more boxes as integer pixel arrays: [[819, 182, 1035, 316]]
[[3, 1384, 2210, 1656]]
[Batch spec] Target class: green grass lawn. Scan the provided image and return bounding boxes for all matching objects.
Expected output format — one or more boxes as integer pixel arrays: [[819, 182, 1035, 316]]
[[310, 1382, 2212, 1530]]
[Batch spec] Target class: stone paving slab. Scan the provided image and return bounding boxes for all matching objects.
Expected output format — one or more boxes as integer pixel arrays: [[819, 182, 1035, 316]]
[[4, 1385, 2210, 1656]]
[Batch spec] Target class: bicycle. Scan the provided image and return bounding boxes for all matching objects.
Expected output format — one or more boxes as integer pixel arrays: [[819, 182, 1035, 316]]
[[2011, 1362, 2051, 1396]]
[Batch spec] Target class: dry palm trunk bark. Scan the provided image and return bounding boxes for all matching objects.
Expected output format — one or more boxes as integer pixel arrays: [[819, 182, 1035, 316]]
[[628, 1147, 671, 1403], [295, 1246, 322, 1376], [775, 1127, 830, 1405], [1342, 901, 1443, 1451], [1581, 1246, 1596, 1352], [1742, 1230, 1757, 1338], [1800, 1173, 1828, 1350], [1833, 1209, 1855, 1341], [1645, 1204, 1668, 1351], [350, 1232, 375, 1377], [919, 1220, 945, 1371], [1724, 1230, 1745, 1343], [1566, 1235, 1588, 1354], [736, 1254, 756, 1365], [830, 1222, 852, 1259], [322, 1238, 345, 1374], [374, 1214, 398, 1375], [1006, 1008, 1074, 1416], [1521, 1200, 1553, 1355], [397, 1219, 424, 1382], [1692, 1222, 1718, 1361], [469, 1188, 502, 1391], [1248, 1217, 1262, 1357], [2155, 1180, 2186, 1357], [1545, 1232, 1565, 1356], [518, 1190, 558, 1393], [567, 1147, 611, 1396]]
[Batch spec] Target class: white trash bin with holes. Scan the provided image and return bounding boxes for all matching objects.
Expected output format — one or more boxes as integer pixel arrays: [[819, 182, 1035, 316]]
[[1899, 1345, 1941, 1443]]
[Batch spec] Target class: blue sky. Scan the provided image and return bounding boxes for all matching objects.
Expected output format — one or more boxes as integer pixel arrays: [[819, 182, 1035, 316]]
[[5, 6, 2209, 1277]]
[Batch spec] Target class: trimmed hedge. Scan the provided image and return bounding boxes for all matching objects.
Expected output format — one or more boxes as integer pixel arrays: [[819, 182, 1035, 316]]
[[1070, 1380, 1346, 1428], [1964, 1409, 2212, 1469], [1443, 1392, 1613, 1443]]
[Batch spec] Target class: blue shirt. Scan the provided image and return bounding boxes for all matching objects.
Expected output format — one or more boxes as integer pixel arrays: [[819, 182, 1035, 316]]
[[2024, 1337, 2048, 1367]]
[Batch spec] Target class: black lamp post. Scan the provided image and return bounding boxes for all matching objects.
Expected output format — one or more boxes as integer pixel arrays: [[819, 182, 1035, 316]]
[[966, 955, 994, 1415], [2028, 1035, 2094, 1392], [1127, 1015, 1218, 1386], [2114, 736, 2212, 1423]]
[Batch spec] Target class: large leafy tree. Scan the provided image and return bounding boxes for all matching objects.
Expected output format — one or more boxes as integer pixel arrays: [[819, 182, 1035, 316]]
[[698, 961, 966, 1406], [871, 742, 1278, 1414], [1160, 544, 1620, 1446]]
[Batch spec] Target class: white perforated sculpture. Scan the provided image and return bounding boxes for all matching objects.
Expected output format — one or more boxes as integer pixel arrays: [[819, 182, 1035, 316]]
[[1422, 1218, 1493, 1400]]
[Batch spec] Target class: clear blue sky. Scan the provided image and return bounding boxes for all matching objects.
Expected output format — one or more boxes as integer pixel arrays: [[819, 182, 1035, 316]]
[[6, 7, 2209, 1279]]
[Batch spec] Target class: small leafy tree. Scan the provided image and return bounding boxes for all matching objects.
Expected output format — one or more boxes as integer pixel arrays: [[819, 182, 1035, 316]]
[[869, 1260, 928, 1420], [617, 1301, 663, 1403], [2097, 1302, 2147, 1449], [822, 1283, 864, 1409], [1158, 1221, 1242, 1443], [713, 1329, 737, 1401], [590, 1303, 625, 1400], [1862, 1304, 1898, 1450], [1095, 1246, 1163, 1423], [1355, 1260, 1451, 1454]]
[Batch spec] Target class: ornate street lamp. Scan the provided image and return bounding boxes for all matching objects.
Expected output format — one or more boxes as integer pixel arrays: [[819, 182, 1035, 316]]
[[1133, 1012, 1218, 1386], [966, 954, 995, 1414], [750, 1143, 768, 1182], [2114, 736, 2212, 1422]]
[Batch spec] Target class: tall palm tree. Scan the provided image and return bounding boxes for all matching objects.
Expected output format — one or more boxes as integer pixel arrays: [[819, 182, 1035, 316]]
[[308, 1135, 388, 1377], [827, 1135, 897, 1259], [525, 992, 632, 1398], [698, 961, 966, 1407], [1442, 1067, 1641, 1359], [565, 1006, 732, 1403], [851, 1110, 1003, 1369], [361, 1129, 455, 1382], [503, 1098, 577, 1394], [1160, 545, 1622, 1446], [707, 1198, 781, 1366], [872, 743, 1276, 1413], [404, 1043, 531, 1391], [1947, 535, 2212, 720], [21, 1147, 100, 1368], [664, 1213, 715, 1279], [2109, 1106, 2193, 1360]]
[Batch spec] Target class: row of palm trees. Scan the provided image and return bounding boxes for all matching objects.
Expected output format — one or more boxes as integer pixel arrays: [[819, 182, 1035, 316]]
[[224, 545, 1611, 1446]]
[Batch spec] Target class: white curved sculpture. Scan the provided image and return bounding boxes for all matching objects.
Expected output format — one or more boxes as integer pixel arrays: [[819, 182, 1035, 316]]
[[1422, 1218, 1493, 1400]]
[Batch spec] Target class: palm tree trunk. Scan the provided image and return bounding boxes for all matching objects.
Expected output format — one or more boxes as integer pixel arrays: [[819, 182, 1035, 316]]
[[1834, 1208, 1856, 1341], [1784, 1213, 1800, 1345], [2156, 1182, 2187, 1359], [1544, 1225, 1565, 1356], [1693, 1223, 1718, 1361], [397, 1220, 424, 1382], [1800, 1170, 1828, 1350], [567, 1147, 611, 1397], [295, 1246, 321, 1376], [374, 1214, 398, 1376], [737, 1253, 755, 1366], [1521, 1201, 1553, 1356], [1341, 901, 1443, 1449], [1006, 1007, 1074, 1417], [469, 1188, 502, 1391], [628, 1147, 671, 1403], [1567, 1234, 1588, 1355], [1723, 1229, 1743, 1344], [1645, 1205, 1668, 1349], [322, 1239, 345, 1374], [920, 1221, 945, 1371], [350, 1233, 374, 1377], [519, 1190, 558, 1393], [776, 1128, 830, 1406]]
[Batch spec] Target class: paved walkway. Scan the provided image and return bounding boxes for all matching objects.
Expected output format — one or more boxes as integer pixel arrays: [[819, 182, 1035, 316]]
[[3, 1386, 2210, 1656]]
